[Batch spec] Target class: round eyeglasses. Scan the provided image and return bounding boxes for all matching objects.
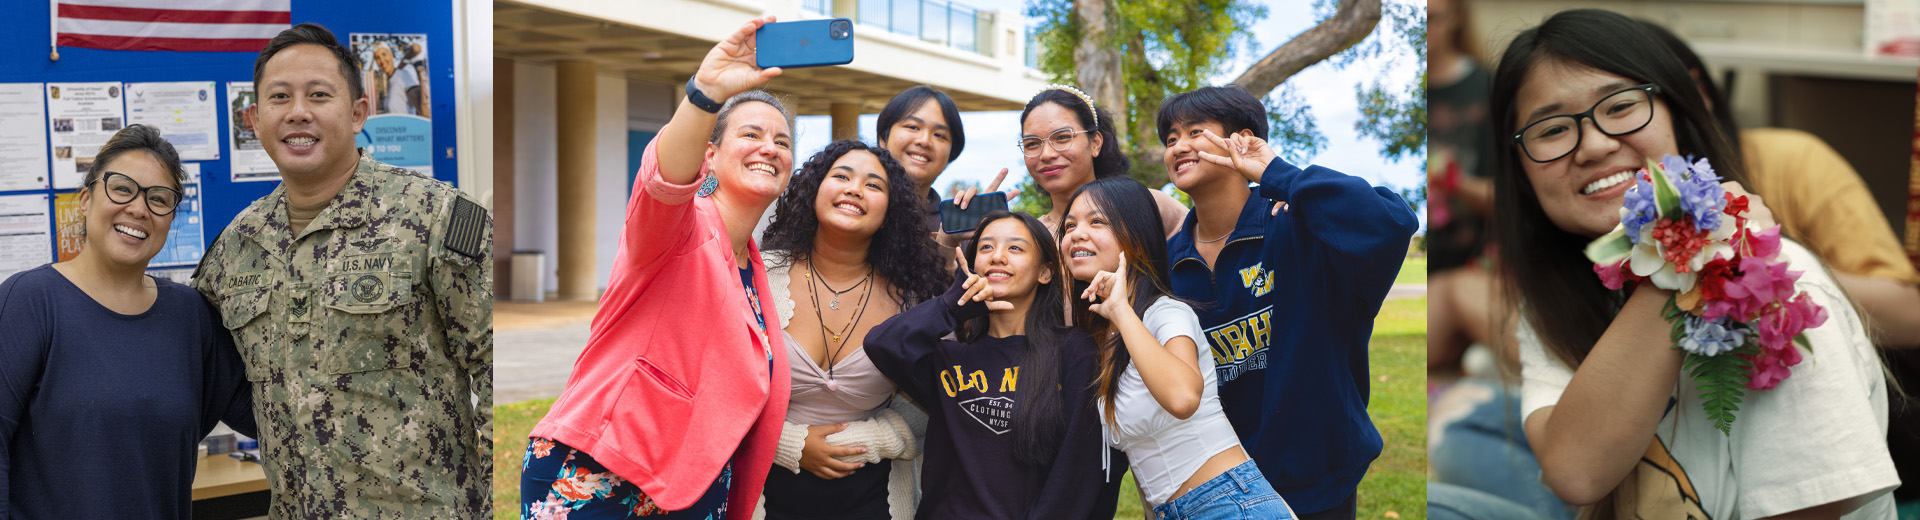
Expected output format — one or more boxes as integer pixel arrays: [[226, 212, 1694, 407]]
[[1513, 84, 1660, 163], [93, 171, 183, 216], [1019, 128, 1092, 157]]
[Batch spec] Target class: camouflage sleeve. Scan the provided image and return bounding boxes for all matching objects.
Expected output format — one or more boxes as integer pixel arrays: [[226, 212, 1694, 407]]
[[430, 190, 493, 473], [190, 230, 228, 301]]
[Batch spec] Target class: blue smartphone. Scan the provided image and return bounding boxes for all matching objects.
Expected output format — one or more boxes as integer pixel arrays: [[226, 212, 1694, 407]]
[[756, 19, 855, 69]]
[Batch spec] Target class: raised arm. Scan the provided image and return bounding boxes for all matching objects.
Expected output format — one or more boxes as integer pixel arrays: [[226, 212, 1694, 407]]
[[1521, 283, 1682, 506], [656, 17, 784, 184], [1082, 255, 1203, 419], [1195, 130, 1418, 264]]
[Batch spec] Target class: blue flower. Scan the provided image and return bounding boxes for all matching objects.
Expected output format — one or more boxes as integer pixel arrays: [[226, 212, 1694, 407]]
[[1622, 174, 1659, 244], [1668, 155, 1726, 232], [1680, 314, 1747, 357]]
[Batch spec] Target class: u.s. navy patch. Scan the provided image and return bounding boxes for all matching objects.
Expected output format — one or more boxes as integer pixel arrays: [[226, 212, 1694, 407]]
[[444, 197, 487, 260]]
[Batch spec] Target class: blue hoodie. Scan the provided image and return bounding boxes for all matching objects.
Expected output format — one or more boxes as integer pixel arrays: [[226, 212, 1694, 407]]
[[1167, 158, 1417, 513]]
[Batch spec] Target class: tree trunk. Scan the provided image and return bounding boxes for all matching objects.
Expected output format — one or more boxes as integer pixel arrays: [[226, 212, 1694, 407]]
[[1126, 31, 1170, 187], [1231, 0, 1382, 98], [1073, 0, 1125, 144]]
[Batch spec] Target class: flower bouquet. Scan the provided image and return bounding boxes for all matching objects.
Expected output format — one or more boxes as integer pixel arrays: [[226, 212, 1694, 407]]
[[1583, 155, 1827, 435]]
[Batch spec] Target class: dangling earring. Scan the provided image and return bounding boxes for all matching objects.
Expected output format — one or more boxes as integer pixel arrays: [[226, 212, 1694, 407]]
[[697, 176, 719, 197]]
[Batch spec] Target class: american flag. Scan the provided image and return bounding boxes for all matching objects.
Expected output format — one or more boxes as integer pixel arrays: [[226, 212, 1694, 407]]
[[54, 0, 292, 53]]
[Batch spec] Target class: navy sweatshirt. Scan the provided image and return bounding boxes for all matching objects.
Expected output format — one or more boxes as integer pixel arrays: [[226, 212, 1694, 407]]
[[866, 274, 1125, 520], [1167, 159, 1417, 513], [0, 265, 256, 519]]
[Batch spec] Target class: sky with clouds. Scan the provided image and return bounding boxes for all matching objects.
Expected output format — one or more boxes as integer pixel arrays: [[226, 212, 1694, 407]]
[[793, 0, 1425, 221]]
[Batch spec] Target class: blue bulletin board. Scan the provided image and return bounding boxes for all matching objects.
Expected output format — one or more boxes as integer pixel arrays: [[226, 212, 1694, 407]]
[[0, 0, 458, 278]]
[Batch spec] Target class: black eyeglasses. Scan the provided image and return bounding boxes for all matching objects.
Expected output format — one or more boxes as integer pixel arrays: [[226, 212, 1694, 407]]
[[92, 172, 183, 216], [1513, 84, 1660, 163]]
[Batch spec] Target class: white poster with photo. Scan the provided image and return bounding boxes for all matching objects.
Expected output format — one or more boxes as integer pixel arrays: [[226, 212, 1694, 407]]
[[0, 194, 51, 284], [126, 81, 220, 161], [149, 163, 204, 268], [1868, 0, 1920, 57], [46, 82, 125, 190], [0, 83, 49, 191], [350, 33, 432, 175], [226, 82, 278, 182]]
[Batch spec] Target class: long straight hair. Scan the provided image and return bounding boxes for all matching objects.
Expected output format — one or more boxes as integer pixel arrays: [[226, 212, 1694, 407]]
[[1061, 177, 1179, 428], [1489, 9, 1749, 368], [957, 211, 1077, 466]]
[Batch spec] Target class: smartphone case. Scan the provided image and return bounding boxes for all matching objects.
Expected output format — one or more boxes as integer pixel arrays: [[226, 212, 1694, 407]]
[[939, 192, 1009, 234], [756, 19, 855, 69]]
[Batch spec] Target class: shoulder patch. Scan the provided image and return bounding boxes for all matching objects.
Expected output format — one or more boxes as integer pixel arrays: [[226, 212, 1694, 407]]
[[444, 196, 488, 260]]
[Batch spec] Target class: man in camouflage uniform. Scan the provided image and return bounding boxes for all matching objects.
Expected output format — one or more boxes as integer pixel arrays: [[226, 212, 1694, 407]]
[[192, 23, 490, 518]]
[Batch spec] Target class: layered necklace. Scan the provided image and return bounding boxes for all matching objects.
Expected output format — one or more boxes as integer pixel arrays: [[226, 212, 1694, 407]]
[[806, 258, 874, 392]]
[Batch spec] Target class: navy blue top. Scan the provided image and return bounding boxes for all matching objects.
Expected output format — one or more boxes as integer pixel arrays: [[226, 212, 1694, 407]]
[[0, 265, 255, 519], [1166, 159, 1417, 513], [867, 274, 1125, 519]]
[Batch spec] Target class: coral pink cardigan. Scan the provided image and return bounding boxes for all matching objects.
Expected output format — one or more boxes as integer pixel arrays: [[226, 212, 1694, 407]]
[[530, 133, 789, 514]]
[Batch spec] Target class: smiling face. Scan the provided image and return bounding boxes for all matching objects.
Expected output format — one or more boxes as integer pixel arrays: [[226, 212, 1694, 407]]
[[1022, 102, 1100, 197], [973, 218, 1054, 310], [1060, 194, 1122, 281], [813, 149, 892, 239], [1514, 59, 1679, 238], [250, 43, 369, 184], [79, 151, 176, 269], [884, 99, 953, 189], [706, 102, 796, 210], [1162, 119, 1249, 192]]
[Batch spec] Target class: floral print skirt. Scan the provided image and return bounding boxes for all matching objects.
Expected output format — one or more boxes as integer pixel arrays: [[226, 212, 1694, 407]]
[[521, 436, 731, 519]]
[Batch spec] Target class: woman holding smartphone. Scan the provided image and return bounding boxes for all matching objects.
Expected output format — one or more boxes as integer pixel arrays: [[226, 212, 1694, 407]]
[[0, 124, 255, 519], [1062, 177, 1293, 520], [866, 211, 1124, 519], [520, 16, 797, 519]]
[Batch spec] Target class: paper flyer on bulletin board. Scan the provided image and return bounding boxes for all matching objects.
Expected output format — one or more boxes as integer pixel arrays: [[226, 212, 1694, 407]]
[[54, 190, 82, 262], [351, 33, 433, 175], [0, 194, 52, 284], [46, 82, 126, 190], [0, 83, 50, 192], [149, 163, 204, 268], [126, 81, 221, 161], [226, 82, 279, 182]]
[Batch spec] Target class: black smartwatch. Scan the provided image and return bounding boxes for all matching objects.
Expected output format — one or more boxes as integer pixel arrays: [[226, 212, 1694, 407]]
[[686, 77, 724, 114]]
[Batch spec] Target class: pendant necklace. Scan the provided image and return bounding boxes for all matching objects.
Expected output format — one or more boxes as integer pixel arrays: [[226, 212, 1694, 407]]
[[807, 258, 875, 392], [809, 259, 872, 310]]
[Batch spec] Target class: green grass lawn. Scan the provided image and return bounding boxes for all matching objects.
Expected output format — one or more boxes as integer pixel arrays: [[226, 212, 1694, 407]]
[[494, 296, 1429, 520], [1396, 257, 1428, 285]]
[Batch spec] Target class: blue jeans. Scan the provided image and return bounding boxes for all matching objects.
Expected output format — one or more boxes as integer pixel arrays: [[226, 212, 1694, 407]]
[[1430, 380, 1574, 520], [1151, 461, 1295, 520], [1428, 482, 1550, 520]]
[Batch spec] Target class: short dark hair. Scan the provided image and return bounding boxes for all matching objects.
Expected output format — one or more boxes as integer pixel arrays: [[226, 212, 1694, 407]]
[[254, 23, 365, 102], [876, 86, 966, 162], [86, 124, 185, 190], [1155, 85, 1269, 144], [1021, 88, 1130, 179]]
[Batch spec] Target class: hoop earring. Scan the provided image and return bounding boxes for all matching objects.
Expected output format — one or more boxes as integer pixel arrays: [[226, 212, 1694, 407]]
[[697, 176, 719, 197]]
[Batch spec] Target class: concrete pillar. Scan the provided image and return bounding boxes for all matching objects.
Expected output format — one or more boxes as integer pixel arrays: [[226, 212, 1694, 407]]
[[830, 102, 860, 140], [493, 58, 516, 299], [556, 60, 598, 301]]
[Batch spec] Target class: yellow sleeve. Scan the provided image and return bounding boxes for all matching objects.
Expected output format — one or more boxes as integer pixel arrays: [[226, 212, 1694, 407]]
[[1743, 128, 1920, 283]]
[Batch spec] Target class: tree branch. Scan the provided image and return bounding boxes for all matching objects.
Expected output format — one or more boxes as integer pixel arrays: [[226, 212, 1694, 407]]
[[1231, 0, 1382, 98]]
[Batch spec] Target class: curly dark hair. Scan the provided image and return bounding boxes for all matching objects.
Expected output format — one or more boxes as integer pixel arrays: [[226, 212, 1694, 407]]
[[763, 140, 951, 308]]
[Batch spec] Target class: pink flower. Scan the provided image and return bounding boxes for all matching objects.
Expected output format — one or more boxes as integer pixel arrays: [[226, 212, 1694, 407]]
[[528, 496, 571, 520], [1715, 257, 1801, 321], [1745, 343, 1804, 390], [1756, 293, 1828, 352], [1738, 225, 1783, 259], [1594, 260, 1631, 290]]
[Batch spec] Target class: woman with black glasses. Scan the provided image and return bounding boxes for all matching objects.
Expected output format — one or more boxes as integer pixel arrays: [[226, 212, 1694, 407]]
[[0, 124, 255, 519], [1485, 9, 1896, 518]]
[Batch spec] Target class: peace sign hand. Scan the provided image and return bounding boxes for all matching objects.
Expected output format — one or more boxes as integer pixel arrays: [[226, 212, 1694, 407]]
[[694, 16, 785, 103], [1081, 253, 1134, 320], [956, 247, 1015, 311], [1195, 129, 1278, 184]]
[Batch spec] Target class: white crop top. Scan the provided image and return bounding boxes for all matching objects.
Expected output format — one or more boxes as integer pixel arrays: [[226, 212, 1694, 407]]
[[1096, 297, 1243, 506]]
